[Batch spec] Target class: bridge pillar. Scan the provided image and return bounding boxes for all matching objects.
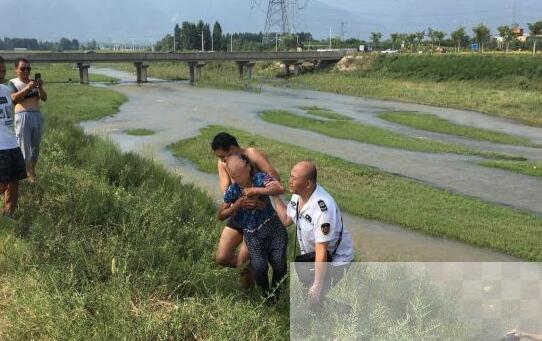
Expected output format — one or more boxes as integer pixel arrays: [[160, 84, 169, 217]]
[[77, 63, 90, 84], [134, 62, 149, 83], [235, 61, 248, 79], [187, 61, 205, 84], [235, 61, 255, 79], [282, 62, 290, 76], [283, 60, 304, 76], [246, 62, 256, 79]]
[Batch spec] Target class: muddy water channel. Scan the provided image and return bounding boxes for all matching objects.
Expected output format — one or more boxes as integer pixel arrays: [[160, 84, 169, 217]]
[[81, 68, 529, 261]]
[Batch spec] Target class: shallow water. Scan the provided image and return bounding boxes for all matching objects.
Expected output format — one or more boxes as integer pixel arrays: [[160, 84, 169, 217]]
[[81, 68, 531, 261]]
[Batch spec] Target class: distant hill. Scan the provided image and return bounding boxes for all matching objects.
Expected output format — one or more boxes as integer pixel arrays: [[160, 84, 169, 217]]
[[0, 0, 368, 42], [0, 0, 540, 42]]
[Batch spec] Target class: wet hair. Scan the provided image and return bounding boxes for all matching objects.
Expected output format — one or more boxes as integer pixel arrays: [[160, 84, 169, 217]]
[[211, 132, 239, 151], [227, 153, 255, 177], [15, 58, 30, 68]]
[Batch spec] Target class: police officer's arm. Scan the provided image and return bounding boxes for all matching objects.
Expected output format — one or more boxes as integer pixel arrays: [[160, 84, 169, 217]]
[[271, 196, 293, 226], [217, 160, 231, 193], [312, 242, 329, 289], [311, 203, 335, 290]]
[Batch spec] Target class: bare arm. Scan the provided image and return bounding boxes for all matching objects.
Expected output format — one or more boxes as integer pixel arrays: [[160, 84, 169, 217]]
[[36, 80, 47, 102], [271, 196, 293, 226], [246, 148, 282, 184], [243, 180, 284, 198], [217, 199, 243, 221], [217, 160, 231, 193], [10, 81, 36, 104], [313, 242, 329, 287], [309, 242, 329, 304]]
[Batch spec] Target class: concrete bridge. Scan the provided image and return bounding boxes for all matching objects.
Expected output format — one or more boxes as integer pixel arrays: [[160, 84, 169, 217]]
[[1, 51, 350, 84]]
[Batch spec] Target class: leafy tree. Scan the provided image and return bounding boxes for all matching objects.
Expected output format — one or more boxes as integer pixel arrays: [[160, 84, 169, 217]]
[[59, 37, 72, 50], [202, 23, 211, 51], [85, 40, 98, 51], [415, 30, 425, 51], [212, 21, 223, 51], [174, 24, 181, 52], [405, 33, 417, 52], [497, 25, 513, 52], [196, 20, 205, 51], [370, 32, 382, 49], [451, 27, 468, 52], [472, 23, 490, 53], [431, 30, 445, 47], [390, 33, 400, 50], [528, 21, 542, 55]]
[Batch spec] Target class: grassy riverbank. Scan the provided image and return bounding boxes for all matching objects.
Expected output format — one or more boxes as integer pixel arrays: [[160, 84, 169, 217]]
[[169, 125, 542, 261], [480, 160, 542, 178], [0, 70, 289, 339], [101, 54, 542, 127], [379, 111, 536, 147], [259, 110, 524, 160], [98, 61, 274, 91], [289, 54, 542, 127], [125, 128, 155, 136], [5, 63, 116, 84]]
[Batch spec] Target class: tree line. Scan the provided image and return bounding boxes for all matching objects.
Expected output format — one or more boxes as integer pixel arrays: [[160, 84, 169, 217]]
[[369, 21, 542, 54], [154, 20, 314, 52], [0, 37, 98, 51]]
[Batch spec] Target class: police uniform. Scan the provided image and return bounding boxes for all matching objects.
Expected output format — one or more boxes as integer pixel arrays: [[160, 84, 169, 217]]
[[287, 185, 354, 265]]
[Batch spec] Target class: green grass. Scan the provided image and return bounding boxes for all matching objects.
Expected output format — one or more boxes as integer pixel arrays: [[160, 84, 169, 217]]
[[259, 110, 524, 160], [101, 55, 542, 127], [97, 62, 189, 81], [300, 106, 353, 120], [0, 70, 289, 339], [379, 111, 536, 147], [480, 160, 542, 178], [102, 61, 280, 92], [289, 54, 542, 127], [169, 125, 542, 261], [125, 128, 155, 136]]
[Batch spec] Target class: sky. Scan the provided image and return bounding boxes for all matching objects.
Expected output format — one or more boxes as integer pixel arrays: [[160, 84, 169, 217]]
[[0, 0, 540, 42]]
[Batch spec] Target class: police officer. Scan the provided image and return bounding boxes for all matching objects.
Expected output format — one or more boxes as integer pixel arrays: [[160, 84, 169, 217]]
[[273, 160, 354, 304]]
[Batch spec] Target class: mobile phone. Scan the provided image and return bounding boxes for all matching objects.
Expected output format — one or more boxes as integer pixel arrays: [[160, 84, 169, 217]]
[[34, 73, 41, 81]]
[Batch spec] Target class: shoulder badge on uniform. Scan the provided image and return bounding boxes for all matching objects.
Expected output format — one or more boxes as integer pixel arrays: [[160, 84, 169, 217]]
[[290, 201, 297, 207], [321, 223, 330, 235], [318, 200, 327, 211]]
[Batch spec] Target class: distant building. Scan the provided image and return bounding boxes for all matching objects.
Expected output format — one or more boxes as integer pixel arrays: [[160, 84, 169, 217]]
[[512, 25, 527, 42], [13, 47, 27, 52]]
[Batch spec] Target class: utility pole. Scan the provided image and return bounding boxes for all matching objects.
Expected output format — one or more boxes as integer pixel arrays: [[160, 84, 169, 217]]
[[201, 31, 204, 52], [329, 26, 332, 49], [340, 22, 346, 41], [275, 32, 279, 52], [212, 35, 214, 52], [231, 35, 233, 52]]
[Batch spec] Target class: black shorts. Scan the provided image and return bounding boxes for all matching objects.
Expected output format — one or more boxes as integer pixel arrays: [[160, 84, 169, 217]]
[[0, 148, 26, 183], [226, 215, 243, 233]]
